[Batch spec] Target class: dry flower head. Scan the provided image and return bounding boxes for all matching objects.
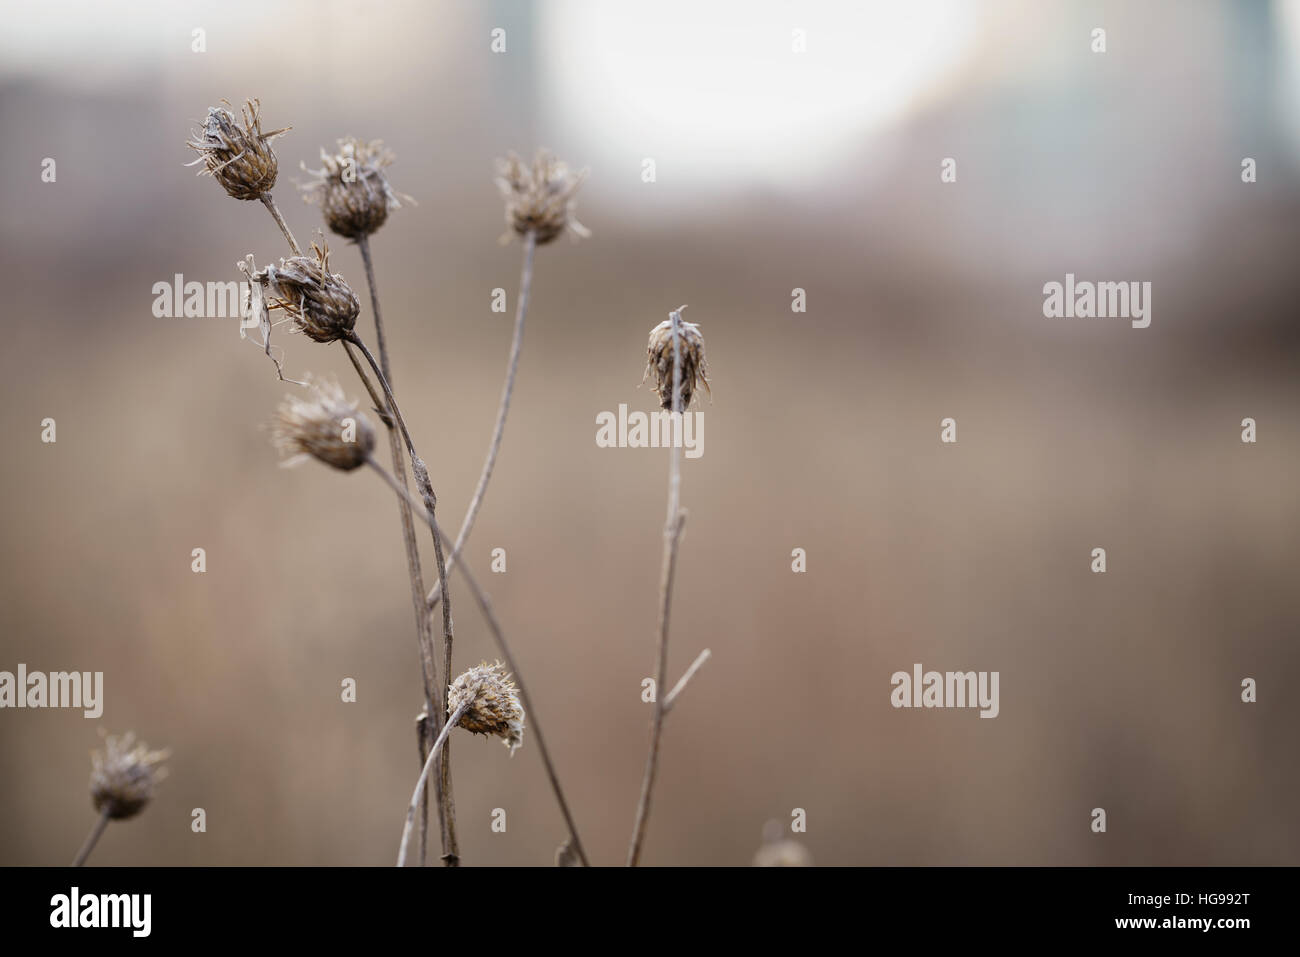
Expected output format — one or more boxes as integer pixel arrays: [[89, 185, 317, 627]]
[[186, 98, 289, 200], [250, 242, 361, 344], [496, 149, 590, 245], [90, 731, 170, 821], [644, 308, 710, 410], [272, 379, 376, 471], [448, 661, 526, 755], [299, 138, 413, 239]]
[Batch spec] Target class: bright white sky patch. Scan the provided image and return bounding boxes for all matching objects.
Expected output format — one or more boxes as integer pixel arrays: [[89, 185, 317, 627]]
[[537, 0, 977, 188]]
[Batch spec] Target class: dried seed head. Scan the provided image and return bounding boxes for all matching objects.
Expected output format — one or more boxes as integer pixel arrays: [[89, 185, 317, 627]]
[[260, 242, 360, 343], [644, 308, 710, 410], [186, 98, 288, 200], [299, 138, 411, 239], [495, 149, 590, 245], [89, 731, 169, 821], [272, 379, 376, 471], [448, 661, 525, 755]]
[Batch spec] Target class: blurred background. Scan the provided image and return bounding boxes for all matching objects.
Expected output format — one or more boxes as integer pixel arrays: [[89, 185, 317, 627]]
[[1, 0, 1298, 866]]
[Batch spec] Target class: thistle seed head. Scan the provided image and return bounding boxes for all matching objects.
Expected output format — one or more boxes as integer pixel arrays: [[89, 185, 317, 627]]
[[299, 138, 411, 239], [448, 661, 525, 755], [261, 242, 360, 343], [272, 379, 376, 471], [186, 98, 288, 200], [495, 149, 590, 245], [89, 731, 169, 821], [644, 308, 710, 410]]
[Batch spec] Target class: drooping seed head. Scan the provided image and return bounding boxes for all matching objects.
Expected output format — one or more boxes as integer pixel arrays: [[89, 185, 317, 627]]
[[448, 661, 525, 755], [89, 731, 170, 821], [644, 307, 710, 410], [495, 149, 590, 245], [186, 98, 288, 200], [261, 242, 360, 343], [299, 138, 411, 239], [272, 379, 376, 471]]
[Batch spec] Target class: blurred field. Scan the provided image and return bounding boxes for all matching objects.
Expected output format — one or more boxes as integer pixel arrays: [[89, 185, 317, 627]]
[[1, 0, 1298, 865]]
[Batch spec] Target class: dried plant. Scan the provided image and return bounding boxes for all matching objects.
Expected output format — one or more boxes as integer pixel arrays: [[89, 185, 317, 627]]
[[423, 151, 588, 614], [185, 97, 718, 868], [272, 379, 375, 470], [255, 243, 361, 344], [191, 96, 462, 865], [644, 312, 710, 410], [74, 731, 170, 866], [186, 98, 287, 201], [447, 661, 525, 755], [627, 306, 712, 866], [299, 133, 445, 862], [495, 149, 590, 245], [368, 457, 590, 866], [299, 137, 411, 240]]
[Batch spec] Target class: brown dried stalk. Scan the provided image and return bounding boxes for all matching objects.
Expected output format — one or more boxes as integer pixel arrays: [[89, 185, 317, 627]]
[[627, 307, 689, 867], [396, 696, 473, 867], [73, 731, 169, 866], [425, 229, 536, 613], [260, 193, 302, 256], [71, 811, 109, 867], [367, 457, 591, 867], [252, 189, 453, 864], [663, 648, 711, 714], [356, 232, 453, 866]]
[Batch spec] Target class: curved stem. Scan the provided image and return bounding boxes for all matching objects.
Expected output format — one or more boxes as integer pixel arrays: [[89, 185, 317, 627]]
[[355, 234, 451, 866], [259, 193, 301, 256], [425, 230, 536, 612], [397, 699, 471, 867], [343, 333, 419, 463], [627, 307, 688, 866], [358, 236, 392, 382], [253, 192, 449, 861], [343, 331, 460, 866], [368, 457, 591, 867], [72, 810, 110, 867]]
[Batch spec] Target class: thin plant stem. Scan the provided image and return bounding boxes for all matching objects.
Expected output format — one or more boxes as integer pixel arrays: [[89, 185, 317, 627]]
[[397, 698, 472, 867], [259, 193, 301, 256], [425, 230, 536, 613], [252, 194, 449, 861], [663, 648, 711, 714], [344, 330, 459, 866], [342, 341, 390, 426], [72, 810, 110, 867], [415, 712, 430, 865], [356, 233, 452, 866], [627, 307, 688, 867], [343, 333, 420, 465], [357, 236, 393, 382], [367, 457, 591, 867]]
